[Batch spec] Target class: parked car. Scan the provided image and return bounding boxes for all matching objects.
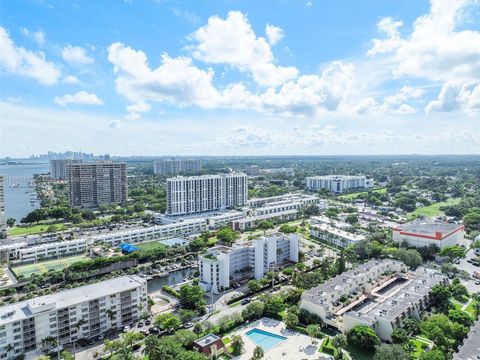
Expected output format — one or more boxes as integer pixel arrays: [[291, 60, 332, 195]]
[[123, 325, 131, 332], [241, 298, 250, 305], [184, 322, 194, 329], [145, 319, 151, 326], [137, 321, 144, 328]]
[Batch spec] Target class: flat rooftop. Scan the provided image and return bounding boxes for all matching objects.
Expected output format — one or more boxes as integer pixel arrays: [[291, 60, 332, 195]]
[[0, 275, 145, 326], [194, 333, 221, 347], [394, 220, 463, 238], [454, 318, 480, 360]]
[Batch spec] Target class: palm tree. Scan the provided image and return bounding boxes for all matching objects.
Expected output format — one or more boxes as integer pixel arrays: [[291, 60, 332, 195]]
[[72, 319, 87, 359], [5, 344, 13, 359], [143, 336, 161, 359]]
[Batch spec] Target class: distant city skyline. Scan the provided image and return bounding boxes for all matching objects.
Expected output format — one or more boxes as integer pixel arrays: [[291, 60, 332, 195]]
[[1, 0, 479, 157]]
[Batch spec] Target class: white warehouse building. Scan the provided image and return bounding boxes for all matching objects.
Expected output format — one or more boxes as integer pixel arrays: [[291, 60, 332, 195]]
[[199, 234, 299, 294], [392, 221, 465, 249], [0, 275, 147, 359], [306, 175, 373, 193]]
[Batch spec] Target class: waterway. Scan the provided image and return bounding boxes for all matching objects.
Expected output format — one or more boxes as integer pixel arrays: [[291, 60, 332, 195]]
[[0, 161, 49, 221], [147, 267, 196, 294]]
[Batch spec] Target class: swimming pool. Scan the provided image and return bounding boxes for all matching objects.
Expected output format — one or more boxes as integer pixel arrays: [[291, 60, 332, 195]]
[[245, 328, 287, 351]]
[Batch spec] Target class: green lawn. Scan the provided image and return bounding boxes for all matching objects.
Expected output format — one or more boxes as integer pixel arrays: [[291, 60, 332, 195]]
[[8, 223, 68, 236], [409, 197, 461, 218], [12, 255, 87, 278], [410, 338, 429, 360], [338, 188, 386, 201], [136, 240, 167, 252], [464, 300, 478, 317]]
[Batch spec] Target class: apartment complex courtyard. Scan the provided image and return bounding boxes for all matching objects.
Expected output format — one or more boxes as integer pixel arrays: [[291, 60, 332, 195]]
[[229, 318, 332, 360]]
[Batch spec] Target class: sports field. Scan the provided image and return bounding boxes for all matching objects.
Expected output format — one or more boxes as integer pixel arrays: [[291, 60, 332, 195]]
[[136, 240, 167, 252], [12, 255, 87, 278], [409, 197, 461, 219]]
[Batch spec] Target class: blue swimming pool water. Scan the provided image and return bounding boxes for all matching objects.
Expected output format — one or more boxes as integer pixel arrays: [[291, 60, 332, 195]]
[[245, 328, 287, 351]]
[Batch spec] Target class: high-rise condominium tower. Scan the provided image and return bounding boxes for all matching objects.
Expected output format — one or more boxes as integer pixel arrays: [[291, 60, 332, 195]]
[[67, 161, 127, 208]]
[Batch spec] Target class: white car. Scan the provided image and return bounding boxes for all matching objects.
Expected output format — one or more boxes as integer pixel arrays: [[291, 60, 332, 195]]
[[123, 325, 131, 332]]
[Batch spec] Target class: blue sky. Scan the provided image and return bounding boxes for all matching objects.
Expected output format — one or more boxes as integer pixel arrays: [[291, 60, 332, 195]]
[[1, 0, 479, 157]]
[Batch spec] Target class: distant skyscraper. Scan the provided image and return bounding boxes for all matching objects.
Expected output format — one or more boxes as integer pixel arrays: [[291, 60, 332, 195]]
[[166, 173, 248, 215], [154, 159, 201, 175], [50, 159, 83, 180], [0, 175, 5, 238], [67, 161, 128, 208]]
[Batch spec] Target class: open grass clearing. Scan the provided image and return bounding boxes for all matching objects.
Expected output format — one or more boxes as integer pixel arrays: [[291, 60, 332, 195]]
[[409, 197, 461, 219]]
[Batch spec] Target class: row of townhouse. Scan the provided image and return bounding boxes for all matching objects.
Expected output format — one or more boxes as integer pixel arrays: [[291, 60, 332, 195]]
[[300, 259, 447, 341], [199, 234, 299, 294], [247, 193, 320, 209], [310, 223, 366, 248], [0, 275, 147, 359], [0, 218, 206, 265]]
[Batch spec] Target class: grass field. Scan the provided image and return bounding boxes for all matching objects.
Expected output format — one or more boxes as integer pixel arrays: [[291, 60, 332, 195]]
[[409, 197, 461, 218], [12, 255, 87, 278], [8, 223, 68, 237], [136, 240, 167, 252], [338, 187, 386, 201]]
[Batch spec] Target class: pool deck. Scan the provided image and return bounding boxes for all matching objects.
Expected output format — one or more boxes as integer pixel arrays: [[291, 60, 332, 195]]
[[231, 318, 332, 360]]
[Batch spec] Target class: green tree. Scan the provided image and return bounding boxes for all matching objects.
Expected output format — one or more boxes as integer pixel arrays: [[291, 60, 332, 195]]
[[439, 246, 466, 261], [284, 311, 299, 329], [391, 328, 410, 344], [143, 336, 161, 359], [231, 334, 244, 356], [419, 349, 446, 360], [331, 334, 347, 359], [403, 318, 420, 335], [248, 279, 262, 293], [373, 344, 409, 360], [263, 295, 285, 318], [216, 227, 240, 246], [345, 214, 359, 225], [155, 313, 182, 333], [252, 345, 264, 359], [257, 221, 274, 235], [430, 284, 451, 312], [179, 284, 207, 315], [448, 309, 473, 327], [6, 218, 15, 227], [242, 302, 265, 321], [346, 325, 380, 352], [306, 324, 320, 343]]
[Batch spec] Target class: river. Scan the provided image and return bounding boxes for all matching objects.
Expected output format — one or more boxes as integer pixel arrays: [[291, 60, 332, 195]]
[[0, 161, 50, 222], [147, 267, 196, 294]]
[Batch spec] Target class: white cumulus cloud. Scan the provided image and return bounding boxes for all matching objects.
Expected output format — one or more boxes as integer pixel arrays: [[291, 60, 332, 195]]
[[61, 45, 94, 66], [188, 11, 298, 87], [0, 26, 60, 85], [265, 24, 284, 45], [54, 91, 104, 106]]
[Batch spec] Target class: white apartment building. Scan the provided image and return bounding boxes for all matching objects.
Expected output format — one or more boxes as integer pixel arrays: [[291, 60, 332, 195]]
[[231, 209, 298, 231], [49, 159, 83, 180], [453, 318, 480, 360], [247, 193, 319, 208], [392, 221, 465, 249], [0, 218, 206, 264], [300, 260, 447, 341], [0, 176, 5, 239], [166, 173, 248, 216], [67, 161, 128, 208], [0, 275, 147, 359], [153, 159, 201, 175], [199, 234, 299, 294], [306, 175, 373, 193], [310, 223, 365, 247]]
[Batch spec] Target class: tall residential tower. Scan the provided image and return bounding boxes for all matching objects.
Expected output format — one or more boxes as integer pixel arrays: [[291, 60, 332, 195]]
[[166, 173, 248, 215], [67, 161, 127, 208], [153, 159, 201, 175]]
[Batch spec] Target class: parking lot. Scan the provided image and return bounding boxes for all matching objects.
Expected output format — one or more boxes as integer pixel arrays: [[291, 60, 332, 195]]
[[456, 248, 480, 293]]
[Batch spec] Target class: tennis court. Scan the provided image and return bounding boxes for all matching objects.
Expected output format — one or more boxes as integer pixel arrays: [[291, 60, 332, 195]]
[[12, 255, 87, 278]]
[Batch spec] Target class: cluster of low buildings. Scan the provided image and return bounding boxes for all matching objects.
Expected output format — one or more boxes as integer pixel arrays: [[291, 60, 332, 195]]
[[199, 233, 299, 294], [300, 259, 448, 342], [0, 275, 147, 359]]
